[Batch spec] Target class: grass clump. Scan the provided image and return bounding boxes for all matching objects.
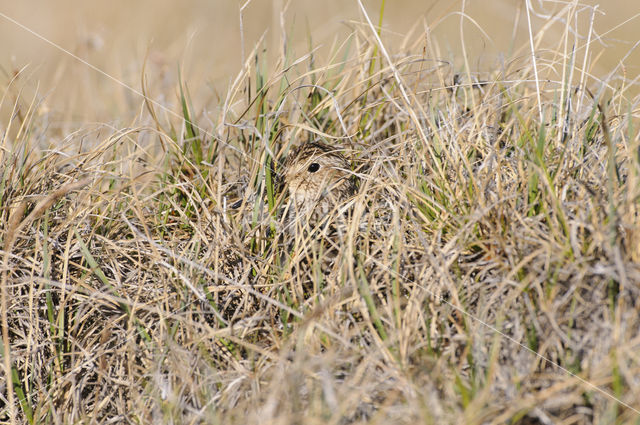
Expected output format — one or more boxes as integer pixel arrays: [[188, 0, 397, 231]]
[[1, 4, 640, 424]]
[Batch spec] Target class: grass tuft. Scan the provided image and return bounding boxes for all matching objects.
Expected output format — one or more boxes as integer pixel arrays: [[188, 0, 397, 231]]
[[2, 3, 640, 424]]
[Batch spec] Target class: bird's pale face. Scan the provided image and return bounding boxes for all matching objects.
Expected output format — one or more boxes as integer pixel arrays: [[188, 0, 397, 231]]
[[282, 143, 355, 221]]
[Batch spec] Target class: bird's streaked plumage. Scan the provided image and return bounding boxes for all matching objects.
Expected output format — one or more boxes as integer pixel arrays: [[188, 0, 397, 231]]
[[281, 142, 356, 232]]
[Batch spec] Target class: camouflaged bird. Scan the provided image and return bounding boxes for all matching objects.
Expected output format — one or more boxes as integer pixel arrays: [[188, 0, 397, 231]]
[[212, 141, 357, 311], [281, 142, 357, 234], [276, 141, 360, 297]]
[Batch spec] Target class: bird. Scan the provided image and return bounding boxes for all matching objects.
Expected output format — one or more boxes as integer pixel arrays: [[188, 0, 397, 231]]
[[208, 141, 357, 315], [276, 141, 360, 298], [280, 141, 357, 235]]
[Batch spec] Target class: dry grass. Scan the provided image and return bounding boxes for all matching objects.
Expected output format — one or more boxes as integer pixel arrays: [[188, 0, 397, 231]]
[[1, 3, 640, 424]]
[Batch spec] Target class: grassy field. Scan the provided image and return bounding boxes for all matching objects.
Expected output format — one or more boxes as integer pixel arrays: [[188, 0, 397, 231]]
[[1, 1, 640, 424]]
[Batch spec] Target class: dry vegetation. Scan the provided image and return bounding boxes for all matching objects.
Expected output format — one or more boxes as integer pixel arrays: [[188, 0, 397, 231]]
[[1, 3, 640, 424]]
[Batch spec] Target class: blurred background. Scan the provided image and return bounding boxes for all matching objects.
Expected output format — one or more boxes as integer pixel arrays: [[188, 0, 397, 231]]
[[0, 0, 638, 123]]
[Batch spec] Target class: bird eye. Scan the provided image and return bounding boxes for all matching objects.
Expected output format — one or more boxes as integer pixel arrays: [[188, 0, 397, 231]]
[[308, 162, 320, 173]]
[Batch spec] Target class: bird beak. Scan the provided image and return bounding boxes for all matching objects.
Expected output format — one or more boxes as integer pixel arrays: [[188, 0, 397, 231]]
[[230, 198, 243, 209]]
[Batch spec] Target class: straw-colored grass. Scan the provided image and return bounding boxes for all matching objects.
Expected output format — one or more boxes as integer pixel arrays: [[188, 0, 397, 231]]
[[1, 2, 639, 424]]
